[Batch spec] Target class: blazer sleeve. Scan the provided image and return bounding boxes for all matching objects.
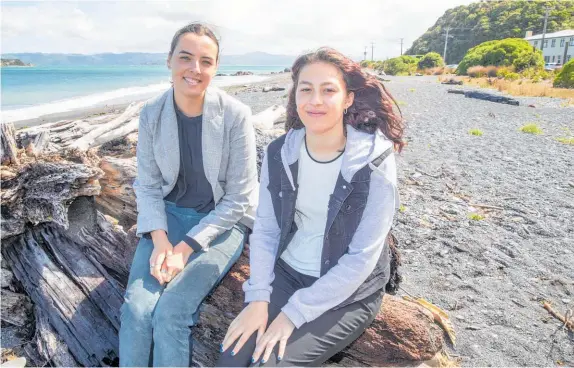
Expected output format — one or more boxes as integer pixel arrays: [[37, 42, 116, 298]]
[[133, 104, 169, 237]]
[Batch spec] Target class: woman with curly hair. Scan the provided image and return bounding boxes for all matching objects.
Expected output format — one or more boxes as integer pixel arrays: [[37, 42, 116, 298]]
[[218, 47, 404, 367]]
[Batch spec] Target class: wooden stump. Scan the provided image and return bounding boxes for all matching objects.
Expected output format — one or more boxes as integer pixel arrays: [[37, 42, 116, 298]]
[[96, 156, 138, 229], [1, 122, 20, 165]]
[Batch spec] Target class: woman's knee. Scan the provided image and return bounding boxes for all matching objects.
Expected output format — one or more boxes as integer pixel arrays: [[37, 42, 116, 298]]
[[152, 292, 198, 331], [120, 295, 154, 325]]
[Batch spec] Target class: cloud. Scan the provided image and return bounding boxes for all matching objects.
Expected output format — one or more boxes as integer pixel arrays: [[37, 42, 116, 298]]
[[1, 0, 475, 58]]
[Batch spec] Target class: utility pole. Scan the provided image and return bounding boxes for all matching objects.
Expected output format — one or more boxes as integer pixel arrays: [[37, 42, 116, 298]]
[[540, 6, 550, 52], [443, 26, 451, 64], [400, 38, 404, 55], [364, 46, 368, 61], [371, 42, 375, 61]]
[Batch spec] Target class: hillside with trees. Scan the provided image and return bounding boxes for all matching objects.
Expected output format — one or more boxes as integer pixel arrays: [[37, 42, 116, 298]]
[[405, 0, 574, 64]]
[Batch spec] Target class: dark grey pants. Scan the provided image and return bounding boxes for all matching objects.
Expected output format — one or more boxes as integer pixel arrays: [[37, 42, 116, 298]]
[[217, 259, 384, 367]]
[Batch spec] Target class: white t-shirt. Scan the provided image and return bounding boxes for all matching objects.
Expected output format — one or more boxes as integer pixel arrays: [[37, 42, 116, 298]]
[[280, 140, 343, 277]]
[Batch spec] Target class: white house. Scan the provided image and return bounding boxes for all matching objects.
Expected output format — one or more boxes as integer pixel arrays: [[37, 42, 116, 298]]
[[525, 29, 574, 65]]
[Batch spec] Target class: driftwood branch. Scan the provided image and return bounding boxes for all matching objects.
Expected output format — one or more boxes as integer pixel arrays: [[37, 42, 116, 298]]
[[543, 302, 574, 331], [68, 102, 144, 151]]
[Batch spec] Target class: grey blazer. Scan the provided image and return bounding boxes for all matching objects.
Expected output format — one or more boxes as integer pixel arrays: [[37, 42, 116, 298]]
[[133, 86, 258, 250]]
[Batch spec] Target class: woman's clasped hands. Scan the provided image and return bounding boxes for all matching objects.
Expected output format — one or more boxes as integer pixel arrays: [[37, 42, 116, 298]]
[[149, 231, 194, 284]]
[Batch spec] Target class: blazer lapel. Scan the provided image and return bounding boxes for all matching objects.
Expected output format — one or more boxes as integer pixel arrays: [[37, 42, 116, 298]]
[[202, 87, 224, 190], [160, 88, 180, 184]]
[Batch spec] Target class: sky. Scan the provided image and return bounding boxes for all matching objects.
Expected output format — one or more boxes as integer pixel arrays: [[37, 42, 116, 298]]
[[1, 0, 476, 60]]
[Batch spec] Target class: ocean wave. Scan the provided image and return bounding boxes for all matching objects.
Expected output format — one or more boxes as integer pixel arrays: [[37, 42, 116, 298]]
[[1, 74, 270, 123]]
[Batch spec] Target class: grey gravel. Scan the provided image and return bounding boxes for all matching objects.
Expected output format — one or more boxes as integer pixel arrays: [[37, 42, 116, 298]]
[[389, 75, 573, 367]]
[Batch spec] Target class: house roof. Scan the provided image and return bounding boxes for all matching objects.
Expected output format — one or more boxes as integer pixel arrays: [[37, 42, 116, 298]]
[[525, 29, 574, 40]]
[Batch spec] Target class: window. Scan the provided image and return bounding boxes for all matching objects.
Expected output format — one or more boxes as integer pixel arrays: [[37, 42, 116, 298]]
[[552, 55, 555, 62], [533, 40, 538, 47], [545, 56, 550, 62], [560, 38, 565, 47], [570, 37, 574, 46], [543, 40, 548, 48], [551, 39, 556, 47], [567, 55, 572, 62], [557, 55, 561, 64]]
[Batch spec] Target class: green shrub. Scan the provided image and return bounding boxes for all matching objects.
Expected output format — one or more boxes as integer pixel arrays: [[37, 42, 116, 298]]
[[360, 60, 373, 68], [469, 129, 483, 136], [553, 58, 574, 89], [384, 56, 419, 75], [520, 123, 543, 134], [457, 38, 544, 75], [496, 66, 514, 78], [504, 72, 520, 81], [417, 52, 445, 70]]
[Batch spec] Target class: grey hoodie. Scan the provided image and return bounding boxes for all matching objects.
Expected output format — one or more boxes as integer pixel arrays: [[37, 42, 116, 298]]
[[243, 125, 399, 328]]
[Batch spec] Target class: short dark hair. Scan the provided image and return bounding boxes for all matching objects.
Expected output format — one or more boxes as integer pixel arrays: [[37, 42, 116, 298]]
[[169, 23, 220, 62]]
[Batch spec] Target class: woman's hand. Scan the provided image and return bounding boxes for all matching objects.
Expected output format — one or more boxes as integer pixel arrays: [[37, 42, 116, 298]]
[[252, 312, 295, 364], [221, 301, 269, 356], [164, 241, 194, 282], [149, 230, 173, 285]]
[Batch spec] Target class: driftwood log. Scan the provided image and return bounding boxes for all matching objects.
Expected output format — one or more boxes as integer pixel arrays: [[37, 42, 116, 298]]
[[447, 89, 520, 106], [1, 103, 449, 367]]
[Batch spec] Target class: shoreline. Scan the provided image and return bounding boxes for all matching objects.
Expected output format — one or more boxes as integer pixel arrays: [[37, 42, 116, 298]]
[[6, 73, 289, 128]]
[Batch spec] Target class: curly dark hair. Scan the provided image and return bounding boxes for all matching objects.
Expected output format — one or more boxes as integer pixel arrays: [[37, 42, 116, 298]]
[[285, 47, 405, 152]]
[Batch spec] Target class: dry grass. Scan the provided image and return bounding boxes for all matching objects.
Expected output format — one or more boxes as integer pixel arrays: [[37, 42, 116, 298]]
[[556, 137, 574, 145], [439, 76, 574, 105]]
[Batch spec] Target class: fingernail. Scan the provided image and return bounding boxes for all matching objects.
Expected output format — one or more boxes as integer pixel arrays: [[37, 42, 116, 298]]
[[262, 359, 266, 364], [251, 357, 256, 363], [231, 351, 236, 356], [219, 344, 223, 352], [278, 356, 283, 361]]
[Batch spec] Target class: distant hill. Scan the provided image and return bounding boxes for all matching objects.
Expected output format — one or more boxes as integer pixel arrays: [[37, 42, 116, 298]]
[[405, 0, 574, 64], [0, 51, 295, 66], [1, 58, 33, 67]]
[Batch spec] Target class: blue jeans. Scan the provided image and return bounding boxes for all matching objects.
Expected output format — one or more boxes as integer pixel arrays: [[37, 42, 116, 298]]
[[119, 201, 246, 367]]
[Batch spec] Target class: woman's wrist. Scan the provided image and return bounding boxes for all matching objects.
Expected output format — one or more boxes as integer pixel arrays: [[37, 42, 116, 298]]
[[150, 229, 168, 242]]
